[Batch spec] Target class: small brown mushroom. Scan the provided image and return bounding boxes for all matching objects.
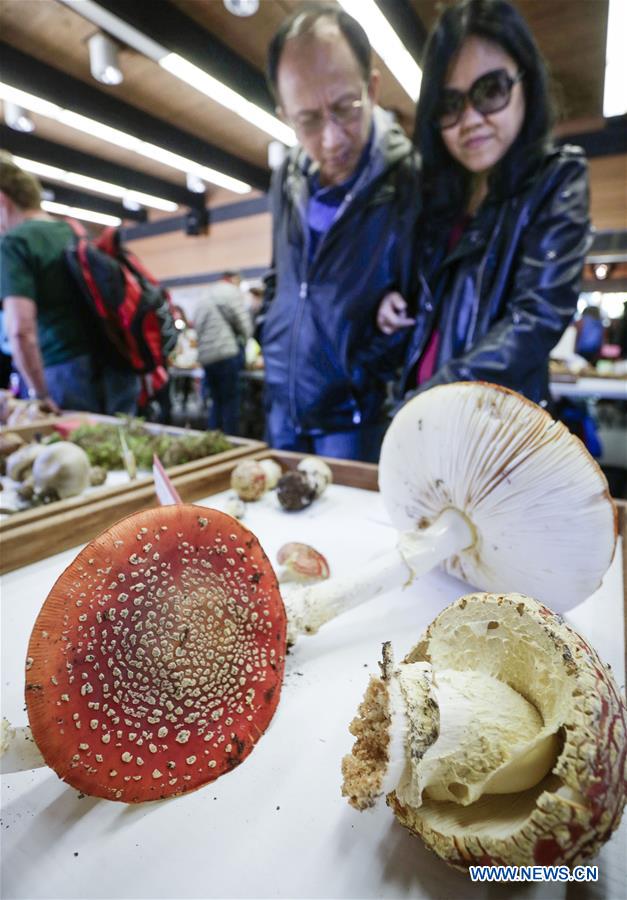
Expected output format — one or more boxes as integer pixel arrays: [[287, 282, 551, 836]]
[[24, 504, 286, 802], [276, 471, 316, 511]]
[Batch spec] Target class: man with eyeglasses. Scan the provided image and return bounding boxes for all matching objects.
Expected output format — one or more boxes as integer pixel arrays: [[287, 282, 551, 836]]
[[260, 4, 421, 462]]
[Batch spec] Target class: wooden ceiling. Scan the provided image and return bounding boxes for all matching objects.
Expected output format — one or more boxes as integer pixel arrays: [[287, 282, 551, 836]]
[[0, 0, 611, 214]]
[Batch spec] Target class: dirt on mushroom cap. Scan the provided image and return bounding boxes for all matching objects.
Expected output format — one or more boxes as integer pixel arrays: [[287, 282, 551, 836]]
[[25, 505, 286, 802]]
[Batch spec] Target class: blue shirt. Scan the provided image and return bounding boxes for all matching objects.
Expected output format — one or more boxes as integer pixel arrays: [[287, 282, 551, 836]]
[[306, 129, 374, 262]]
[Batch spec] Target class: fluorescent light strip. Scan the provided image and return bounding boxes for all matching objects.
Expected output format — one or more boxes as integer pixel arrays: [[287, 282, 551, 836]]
[[41, 200, 121, 226], [338, 0, 422, 102], [603, 0, 627, 118], [159, 54, 296, 146], [0, 82, 251, 194], [59, 0, 296, 146], [12, 155, 178, 212]]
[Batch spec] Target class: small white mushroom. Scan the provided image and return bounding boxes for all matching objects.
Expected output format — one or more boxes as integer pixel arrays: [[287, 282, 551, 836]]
[[258, 458, 282, 490], [297, 456, 333, 498], [342, 592, 627, 871], [225, 491, 246, 519], [277, 543, 330, 582], [230, 460, 267, 501], [32, 442, 91, 499], [5, 443, 45, 482]]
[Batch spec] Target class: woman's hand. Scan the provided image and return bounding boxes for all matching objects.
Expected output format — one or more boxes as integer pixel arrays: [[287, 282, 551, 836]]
[[376, 292, 416, 335]]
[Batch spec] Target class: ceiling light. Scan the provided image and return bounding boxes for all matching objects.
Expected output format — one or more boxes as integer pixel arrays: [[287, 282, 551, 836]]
[[3, 100, 35, 133], [12, 155, 178, 212], [159, 54, 295, 146], [186, 173, 206, 194], [88, 32, 123, 86], [0, 82, 251, 195], [59, 0, 295, 146], [337, 0, 422, 102], [223, 0, 259, 16], [603, 0, 627, 117], [41, 200, 121, 226], [593, 263, 612, 281]]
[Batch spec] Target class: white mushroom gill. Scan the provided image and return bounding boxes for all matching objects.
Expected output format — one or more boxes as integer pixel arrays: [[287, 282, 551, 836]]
[[384, 663, 560, 809], [380, 383, 615, 610]]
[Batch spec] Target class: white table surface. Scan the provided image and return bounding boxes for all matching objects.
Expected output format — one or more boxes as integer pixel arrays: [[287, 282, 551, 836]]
[[550, 376, 627, 401], [1, 484, 625, 900]]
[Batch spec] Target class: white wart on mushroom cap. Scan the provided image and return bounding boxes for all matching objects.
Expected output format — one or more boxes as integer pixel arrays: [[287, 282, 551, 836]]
[[379, 382, 616, 608], [25, 505, 286, 802], [342, 593, 627, 870]]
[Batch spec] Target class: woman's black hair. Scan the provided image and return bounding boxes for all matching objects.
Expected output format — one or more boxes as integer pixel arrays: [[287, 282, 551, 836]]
[[415, 0, 556, 216], [267, 3, 371, 102]]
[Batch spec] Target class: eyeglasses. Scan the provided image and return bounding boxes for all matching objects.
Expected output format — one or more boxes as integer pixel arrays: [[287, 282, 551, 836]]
[[288, 87, 367, 137], [435, 68, 524, 130]]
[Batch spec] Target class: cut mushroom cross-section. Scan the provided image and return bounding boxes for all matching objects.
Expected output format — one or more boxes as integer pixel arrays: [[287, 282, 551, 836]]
[[341, 592, 627, 871], [283, 382, 616, 640], [23, 504, 286, 802]]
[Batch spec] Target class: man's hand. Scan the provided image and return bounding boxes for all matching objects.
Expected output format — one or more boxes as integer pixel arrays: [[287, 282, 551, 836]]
[[376, 291, 416, 335]]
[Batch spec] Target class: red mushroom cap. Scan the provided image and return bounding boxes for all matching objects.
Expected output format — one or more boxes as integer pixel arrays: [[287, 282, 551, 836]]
[[25, 504, 286, 802]]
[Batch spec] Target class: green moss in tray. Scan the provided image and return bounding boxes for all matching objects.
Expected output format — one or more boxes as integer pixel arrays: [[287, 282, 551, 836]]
[[69, 418, 232, 471]]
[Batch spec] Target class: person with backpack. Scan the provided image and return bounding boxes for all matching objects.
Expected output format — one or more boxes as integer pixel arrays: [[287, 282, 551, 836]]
[[0, 154, 139, 415], [194, 272, 252, 436]]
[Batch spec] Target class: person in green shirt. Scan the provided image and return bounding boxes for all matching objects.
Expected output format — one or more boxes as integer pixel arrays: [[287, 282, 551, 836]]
[[0, 154, 138, 414]]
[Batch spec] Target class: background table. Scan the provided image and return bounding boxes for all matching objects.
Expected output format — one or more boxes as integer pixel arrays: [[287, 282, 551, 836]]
[[550, 376, 627, 401], [1, 479, 625, 899]]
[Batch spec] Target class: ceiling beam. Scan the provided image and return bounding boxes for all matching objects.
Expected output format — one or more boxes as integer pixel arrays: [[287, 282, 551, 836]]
[[0, 42, 270, 193], [40, 181, 147, 222], [94, 0, 274, 112], [0, 125, 203, 209]]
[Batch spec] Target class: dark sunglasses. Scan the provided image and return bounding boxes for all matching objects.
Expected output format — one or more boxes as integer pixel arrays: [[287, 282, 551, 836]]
[[435, 68, 524, 130]]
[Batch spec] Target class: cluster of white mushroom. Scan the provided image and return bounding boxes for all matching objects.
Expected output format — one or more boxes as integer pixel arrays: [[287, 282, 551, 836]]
[[3, 439, 96, 504]]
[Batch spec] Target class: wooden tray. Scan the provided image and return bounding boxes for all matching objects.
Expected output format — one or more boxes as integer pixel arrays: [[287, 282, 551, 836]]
[[0, 416, 266, 573]]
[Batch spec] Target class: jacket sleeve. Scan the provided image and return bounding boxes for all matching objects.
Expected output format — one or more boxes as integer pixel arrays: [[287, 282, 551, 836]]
[[417, 155, 592, 395]]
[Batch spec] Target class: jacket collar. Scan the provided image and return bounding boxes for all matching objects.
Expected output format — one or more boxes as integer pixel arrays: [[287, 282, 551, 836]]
[[284, 106, 412, 207]]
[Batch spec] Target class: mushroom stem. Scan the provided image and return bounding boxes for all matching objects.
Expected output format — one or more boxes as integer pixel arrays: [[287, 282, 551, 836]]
[[284, 508, 473, 640], [0, 719, 45, 774]]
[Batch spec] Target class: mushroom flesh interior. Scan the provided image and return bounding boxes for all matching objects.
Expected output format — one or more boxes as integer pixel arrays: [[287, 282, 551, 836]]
[[383, 658, 560, 808]]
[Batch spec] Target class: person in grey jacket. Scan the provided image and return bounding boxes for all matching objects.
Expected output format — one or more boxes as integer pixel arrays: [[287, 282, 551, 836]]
[[194, 272, 252, 435], [261, 4, 421, 462]]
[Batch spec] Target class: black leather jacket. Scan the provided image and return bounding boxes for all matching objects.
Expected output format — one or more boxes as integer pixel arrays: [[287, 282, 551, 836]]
[[400, 145, 591, 407], [262, 108, 421, 434]]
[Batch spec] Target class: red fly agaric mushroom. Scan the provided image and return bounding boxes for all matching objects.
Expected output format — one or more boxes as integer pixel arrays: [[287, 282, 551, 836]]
[[23, 504, 286, 802], [283, 382, 616, 640], [342, 592, 627, 870]]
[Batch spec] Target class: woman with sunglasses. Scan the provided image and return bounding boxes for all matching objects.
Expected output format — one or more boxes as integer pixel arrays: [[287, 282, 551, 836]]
[[377, 0, 591, 408]]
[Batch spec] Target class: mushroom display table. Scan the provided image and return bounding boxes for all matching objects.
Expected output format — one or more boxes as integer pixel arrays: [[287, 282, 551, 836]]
[[1, 459, 625, 900]]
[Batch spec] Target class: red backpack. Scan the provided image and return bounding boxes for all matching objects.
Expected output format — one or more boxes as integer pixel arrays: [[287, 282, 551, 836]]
[[65, 221, 178, 394]]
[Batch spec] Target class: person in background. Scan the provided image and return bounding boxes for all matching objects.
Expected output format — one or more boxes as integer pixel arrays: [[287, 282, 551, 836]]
[[0, 309, 13, 389], [261, 4, 421, 462], [168, 304, 199, 414], [0, 154, 139, 414], [378, 0, 591, 410], [194, 271, 252, 435], [574, 305, 605, 364]]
